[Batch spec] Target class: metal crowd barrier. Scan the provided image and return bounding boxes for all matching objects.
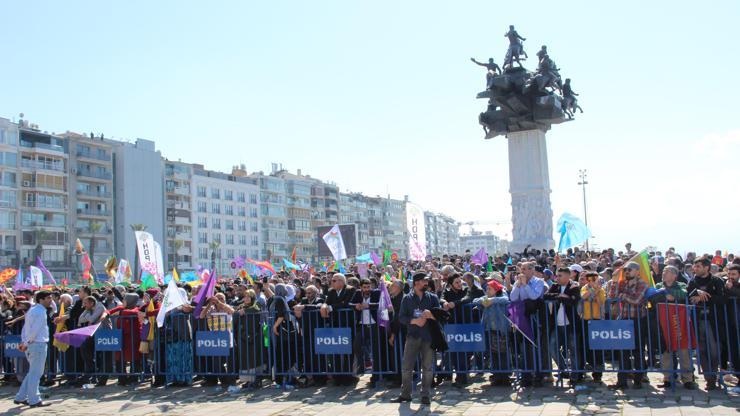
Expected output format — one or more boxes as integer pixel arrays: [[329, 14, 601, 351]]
[[0, 298, 737, 388]]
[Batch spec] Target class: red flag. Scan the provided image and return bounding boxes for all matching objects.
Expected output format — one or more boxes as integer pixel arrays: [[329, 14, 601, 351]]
[[657, 303, 696, 351], [291, 247, 297, 264], [247, 259, 276, 274], [81, 253, 92, 280]]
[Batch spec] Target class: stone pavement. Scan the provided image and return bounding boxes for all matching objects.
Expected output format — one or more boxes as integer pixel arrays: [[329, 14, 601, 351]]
[[0, 373, 737, 416]]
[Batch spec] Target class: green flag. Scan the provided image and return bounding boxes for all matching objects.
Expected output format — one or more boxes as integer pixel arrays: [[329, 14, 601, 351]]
[[382, 250, 392, 267], [139, 272, 157, 290]]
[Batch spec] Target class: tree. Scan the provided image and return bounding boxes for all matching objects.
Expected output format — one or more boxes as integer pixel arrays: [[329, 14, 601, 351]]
[[33, 228, 49, 264], [130, 223, 147, 280], [171, 239, 184, 269], [209, 241, 220, 272]]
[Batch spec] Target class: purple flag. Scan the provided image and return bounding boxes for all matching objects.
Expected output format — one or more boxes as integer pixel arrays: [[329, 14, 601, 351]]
[[36, 256, 57, 285], [193, 269, 216, 317], [370, 252, 381, 266], [357, 263, 368, 278], [53, 323, 100, 348], [378, 281, 392, 329], [507, 300, 534, 341], [471, 248, 488, 266]]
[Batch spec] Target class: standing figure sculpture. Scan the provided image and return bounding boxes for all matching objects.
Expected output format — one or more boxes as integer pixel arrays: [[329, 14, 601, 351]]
[[470, 57, 501, 89], [536, 45, 548, 63], [530, 52, 562, 93], [562, 78, 583, 119], [503, 25, 527, 69]]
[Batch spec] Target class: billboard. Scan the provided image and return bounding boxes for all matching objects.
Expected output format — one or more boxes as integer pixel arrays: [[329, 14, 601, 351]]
[[317, 224, 357, 258], [406, 202, 427, 260]]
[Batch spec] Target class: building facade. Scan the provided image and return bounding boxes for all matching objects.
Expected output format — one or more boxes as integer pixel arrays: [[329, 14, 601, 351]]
[[0, 118, 20, 269], [164, 160, 194, 270], [460, 231, 504, 256]]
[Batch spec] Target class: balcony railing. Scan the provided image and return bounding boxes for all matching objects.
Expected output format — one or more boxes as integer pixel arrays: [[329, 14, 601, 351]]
[[20, 141, 66, 154], [21, 181, 66, 192], [77, 208, 110, 217], [76, 188, 112, 198], [22, 201, 67, 210], [20, 160, 65, 172], [75, 227, 112, 234], [77, 170, 112, 180], [76, 150, 111, 162], [21, 221, 66, 228]]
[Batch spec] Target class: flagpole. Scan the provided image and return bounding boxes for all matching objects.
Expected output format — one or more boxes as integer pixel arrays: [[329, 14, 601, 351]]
[[578, 169, 589, 251]]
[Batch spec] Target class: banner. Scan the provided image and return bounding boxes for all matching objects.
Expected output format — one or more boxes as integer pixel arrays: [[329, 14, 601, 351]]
[[656, 303, 697, 351], [135, 230, 157, 280], [116, 259, 129, 283], [153, 241, 165, 283], [3, 335, 24, 358], [406, 202, 426, 260], [587, 320, 635, 350], [195, 331, 231, 356], [29, 265, 43, 287], [314, 328, 352, 354], [445, 324, 486, 352], [94, 329, 123, 352], [322, 224, 348, 261]]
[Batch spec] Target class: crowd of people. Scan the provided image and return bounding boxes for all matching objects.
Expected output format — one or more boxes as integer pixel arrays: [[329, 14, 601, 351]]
[[2, 244, 739, 407]]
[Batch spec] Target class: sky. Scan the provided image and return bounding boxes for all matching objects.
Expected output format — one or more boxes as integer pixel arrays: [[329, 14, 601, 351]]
[[1, 1, 739, 255]]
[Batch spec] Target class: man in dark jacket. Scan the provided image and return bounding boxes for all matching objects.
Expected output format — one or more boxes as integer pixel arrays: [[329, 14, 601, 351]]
[[391, 273, 439, 406], [687, 258, 726, 390], [441, 273, 471, 386], [544, 268, 581, 385], [350, 279, 388, 386], [320, 273, 357, 384]]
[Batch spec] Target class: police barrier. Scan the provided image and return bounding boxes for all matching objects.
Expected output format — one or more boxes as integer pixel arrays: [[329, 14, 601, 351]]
[[0, 297, 737, 388]]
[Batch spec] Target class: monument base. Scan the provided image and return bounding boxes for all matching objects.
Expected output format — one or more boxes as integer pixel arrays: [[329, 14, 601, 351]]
[[507, 129, 555, 253]]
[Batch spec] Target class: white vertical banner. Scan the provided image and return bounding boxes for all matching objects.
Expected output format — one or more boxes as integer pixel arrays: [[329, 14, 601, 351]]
[[29, 265, 44, 287], [406, 202, 427, 261], [154, 241, 165, 283], [116, 259, 129, 283], [322, 224, 347, 261], [135, 230, 157, 278]]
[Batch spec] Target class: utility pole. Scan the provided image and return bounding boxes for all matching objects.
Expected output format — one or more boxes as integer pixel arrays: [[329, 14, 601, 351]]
[[578, 169, 589, 251]]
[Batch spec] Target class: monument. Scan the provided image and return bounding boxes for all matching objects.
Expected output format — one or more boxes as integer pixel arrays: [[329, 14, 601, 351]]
[[473, 25, 582, 252]]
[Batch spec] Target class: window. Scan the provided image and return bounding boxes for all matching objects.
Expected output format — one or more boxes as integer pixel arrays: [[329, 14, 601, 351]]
[[250, 222, 258, 232], [249, 207, 258, 218], [199, 248, 208, 259], [225, 205, 233, 216], [212, 218, 221, 229], [224, 190, 233, 201], [0, 152, 17, 167], [198, 216, 207, 227], [250, 236, 259, 246], [249, 193, 257, 204], [0, 211, 16, 230], [197, 201, 207, 213], [211, 188, 220, 199], [238, 206, 246, 217], [237, 192, 245, 202], [238, 221, 246, 231], [226, 234, 234, 245], [225, 220, 234, 230], [0, 190, 16, 208], [198, 232, 208, 244], [211, 203, 220, 214], [197, 186, 206, 198], [1, 172, 16, 187], [239, 235, 247, 245], [212, 233, 221, 243], [225, 249, 234, 259]]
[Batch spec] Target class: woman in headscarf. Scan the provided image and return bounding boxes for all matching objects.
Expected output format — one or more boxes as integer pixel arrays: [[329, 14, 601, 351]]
[[268, 283, 299, 387], [108, 293, 143, 386], [234, 289, 264, 389], [165, 287, 194, 387]]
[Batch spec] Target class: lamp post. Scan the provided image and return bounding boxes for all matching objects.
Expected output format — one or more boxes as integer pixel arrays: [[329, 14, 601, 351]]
[[578, 169, 589, 251]]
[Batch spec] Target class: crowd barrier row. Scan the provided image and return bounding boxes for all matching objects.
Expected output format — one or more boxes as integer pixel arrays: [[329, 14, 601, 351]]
[[0, 298, 738, 389]]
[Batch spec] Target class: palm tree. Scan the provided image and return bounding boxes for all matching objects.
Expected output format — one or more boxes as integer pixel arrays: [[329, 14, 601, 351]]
[[209, 241, 220, 272], [171, 239, 184, 269], [33, 228, 49, 264], [88, 221, 102, 269], [130, 224, 147, 280]]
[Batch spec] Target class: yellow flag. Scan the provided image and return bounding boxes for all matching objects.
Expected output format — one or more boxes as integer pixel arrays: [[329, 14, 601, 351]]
[[52, 303, 69, 352], [146, 300, 155, 341], [173, 268, 180, 282], [245, 270, 255, 286]]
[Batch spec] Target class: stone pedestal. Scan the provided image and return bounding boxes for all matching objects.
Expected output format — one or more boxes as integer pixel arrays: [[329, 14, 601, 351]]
[[507, 129, 555, 252]]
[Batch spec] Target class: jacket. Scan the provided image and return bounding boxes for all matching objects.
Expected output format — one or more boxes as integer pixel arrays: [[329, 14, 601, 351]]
[[349, 290, 380, 322], [543, 280, 581, 328], [429, 307, 450, 352], [472, 290, 511, 332]]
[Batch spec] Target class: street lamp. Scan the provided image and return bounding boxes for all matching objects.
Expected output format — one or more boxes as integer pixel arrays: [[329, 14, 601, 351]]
[[578, 169, 589, 251]]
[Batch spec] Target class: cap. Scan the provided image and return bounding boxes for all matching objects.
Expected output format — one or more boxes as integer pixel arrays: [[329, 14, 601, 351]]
[[487, 279, 503, 292], [568, 264, 584, 273], [412, 272, 428, 283], [543, 268, 554, 277]]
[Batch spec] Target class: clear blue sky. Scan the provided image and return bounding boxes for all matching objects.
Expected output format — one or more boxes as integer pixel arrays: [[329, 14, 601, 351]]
[[2, 0, 739, 255]]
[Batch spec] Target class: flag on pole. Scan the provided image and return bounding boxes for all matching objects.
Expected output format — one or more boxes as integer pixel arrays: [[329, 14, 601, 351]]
[[556, 213, 592, 252], [378, 280, 392, 329], [52, 302, 70, 352], [193, 270, 216, 317], [382, 250, 392, 267], [53, 323, 101, 348], [291, 247, 297, 264], [81, 253, 92, 281], [616, 250, 655, 288], [370, 252, 381, 266], [36, 257, 56, 286], [471, 248, 488, 265], [0, 268, 17, 285], [157, 279, 188, 327], [322, 224, 348, 261], [355, 253, 373, 263], [139, 272, 157, 290], [247, 259, 276, 274], [507, 301, 534, 342], [29, 265, 43, 288], [282, 258, 301, 270], [172, 268, 180, 282]]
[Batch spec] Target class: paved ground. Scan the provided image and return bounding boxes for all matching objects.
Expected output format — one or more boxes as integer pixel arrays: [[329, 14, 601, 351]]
[[0, 373, 737, 415]]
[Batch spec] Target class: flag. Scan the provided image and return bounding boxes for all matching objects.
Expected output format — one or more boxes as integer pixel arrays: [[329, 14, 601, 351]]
[[556, 213, 592, 252], [53, 323, 100, 348], [282, 258, 301, 270], [507, 301, 534, 341], [383, 272, 392, 283], [81, 253, 92, 280], [327, 261, 337, 273], [337, 263, 346, 274], [116, 259, 129, 284], [357, 263, 368, 278], [378, 280, 392, 329], [657, 303, 697, 351], [291, 247, 297, 264], [139, 272, 157, 290], [486, 261, 493, 273], [322, 224, 347, 261], [193, 270, 216, 317], [36, 257, 57, 286], [370, 252, 381, 266], [244, 270, 254, 285], [153, 241, 165, 283], [247, 259, 276, 274], [172, 267, 180, 282], [616, 250, 655, 288], [145, 299, 155, 342], [382, 250, 392, 267], [104, 256, 117, 279], [52, 302, 69, 352], [397, 267, 403, 281], [471, 248, 488, 265], [29, 265, 43, 287], [0, 268, 17, 285], [157, 279, 188, 327], [355, 253, 373, 263]]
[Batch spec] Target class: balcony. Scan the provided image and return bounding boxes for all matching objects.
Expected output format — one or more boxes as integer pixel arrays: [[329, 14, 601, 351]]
[[21, 221, 66, 228], [77, 170, 112, 181], [76, 150, 111, 162], [175, 216, 191, 225], [76, 188, 112, 198], [20, 160, 66, 173], [77, 208, 110, 217], [21, 181, 67, 193], [22, 201, 67, 211], [167, 201, 191, 210], [75, 227, 112, 235], [20, 141, 66, 156]]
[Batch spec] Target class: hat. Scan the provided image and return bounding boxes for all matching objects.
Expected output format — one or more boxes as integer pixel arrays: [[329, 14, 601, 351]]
[[487, 279, 503, 293], [568, 264, 584, 273], [625, 261, 640, 271], [412, 272, 428, 283], [543, 269, 554, 277]]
